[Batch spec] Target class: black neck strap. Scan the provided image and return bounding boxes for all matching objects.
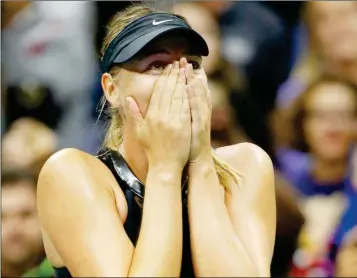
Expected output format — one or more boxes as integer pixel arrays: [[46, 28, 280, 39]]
[[106, 150, 189, 206]]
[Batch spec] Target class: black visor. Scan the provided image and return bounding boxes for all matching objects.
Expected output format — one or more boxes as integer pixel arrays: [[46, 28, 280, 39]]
[[101, 12, 209, 73]]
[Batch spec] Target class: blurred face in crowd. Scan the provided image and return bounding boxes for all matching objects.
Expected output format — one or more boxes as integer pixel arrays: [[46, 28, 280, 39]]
[[307, 2, 357, 63], [2, 178, 43, 269], [303, 82, 356, 160], [209, 80, 240, 148], [2, 118, 57, 173], [210, 80, 232, 131], [171, 3, 221, 75]]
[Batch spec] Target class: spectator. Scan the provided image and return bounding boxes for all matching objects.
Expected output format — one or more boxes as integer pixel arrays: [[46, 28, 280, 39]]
[[208, 78, 247, 148], [277, 1, 357, 109], [2, 169, 45, 277], [275, 75, 357, 276], [2, 1, 98, 153], [276, 76, 356, 195], [2, 117, 57, 175], [304, 2, 357, 85]]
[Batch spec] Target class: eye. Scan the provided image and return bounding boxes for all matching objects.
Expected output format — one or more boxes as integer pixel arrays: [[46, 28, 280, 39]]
[[189, 61, 201, 70], [147, 61, 167, 72]]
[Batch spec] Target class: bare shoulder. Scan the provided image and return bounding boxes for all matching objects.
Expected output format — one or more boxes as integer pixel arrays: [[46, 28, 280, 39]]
[[37, 148, 125, 211], [38, 149, 130, 270], [39, 148, 93, 176], [215, 142, 274, 175], [39, 148, 110, 191]]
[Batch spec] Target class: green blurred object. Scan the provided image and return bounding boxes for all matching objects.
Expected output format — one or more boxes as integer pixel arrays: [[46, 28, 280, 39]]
[[22, 258, 54, 277]]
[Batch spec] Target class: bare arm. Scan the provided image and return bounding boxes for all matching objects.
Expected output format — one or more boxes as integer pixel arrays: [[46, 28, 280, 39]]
[[188, 143, 276, 277], [187, 154, 257, 276], [129, 162, 183, 277], [220, 143, 276, 277], [38, 149, 183, 277]]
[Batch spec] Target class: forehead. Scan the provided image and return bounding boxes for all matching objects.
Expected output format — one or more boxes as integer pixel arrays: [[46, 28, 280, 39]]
[[2, 181, 36, 211], [307, 83, 356, 110]]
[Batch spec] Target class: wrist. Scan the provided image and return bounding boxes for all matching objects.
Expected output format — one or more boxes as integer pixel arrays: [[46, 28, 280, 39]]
[[188, 156, 214, 175], [148, 162, 183, 180], [189, 149, 213, 166]]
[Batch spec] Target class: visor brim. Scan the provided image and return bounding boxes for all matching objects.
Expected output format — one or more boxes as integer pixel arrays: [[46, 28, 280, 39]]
[[113, 26, 209, 64]]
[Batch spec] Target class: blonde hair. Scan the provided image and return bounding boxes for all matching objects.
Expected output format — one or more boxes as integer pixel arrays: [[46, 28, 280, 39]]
[[100, 4, 240, 190]]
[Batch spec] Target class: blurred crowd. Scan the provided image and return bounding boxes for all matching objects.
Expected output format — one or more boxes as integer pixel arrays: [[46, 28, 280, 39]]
[[1, 1, 356, 277]]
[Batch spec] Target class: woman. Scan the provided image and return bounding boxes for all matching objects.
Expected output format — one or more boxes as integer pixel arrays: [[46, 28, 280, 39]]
[[2, 169, 45, 277], [277, 76, 356, 196], [275, 75, 357, 276], [172, 2, 278, 160], [276, 1, 357, 109], [37, 4, 276, 277]]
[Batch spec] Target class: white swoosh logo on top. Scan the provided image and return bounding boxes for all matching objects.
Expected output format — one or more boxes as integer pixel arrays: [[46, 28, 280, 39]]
[[152, 19, 173, 26]]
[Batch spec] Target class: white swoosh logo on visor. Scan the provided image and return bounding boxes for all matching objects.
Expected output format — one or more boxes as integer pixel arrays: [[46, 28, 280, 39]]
[[152, 19, 173, 26]]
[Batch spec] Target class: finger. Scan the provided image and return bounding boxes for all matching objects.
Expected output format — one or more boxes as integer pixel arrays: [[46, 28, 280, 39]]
[[185, 63, 195, 84], [181, 85, 190, 122], [193, 76, 207, 99], [188, 83, 201, 124], [198, 75, 210, 97], [170, 68, 186, 120], [198, 76, 212, 108], [179, 57, 188, 69], [160, 61, 180, 115], [126, 97, 144, 127], [147, 64, 172, 117]]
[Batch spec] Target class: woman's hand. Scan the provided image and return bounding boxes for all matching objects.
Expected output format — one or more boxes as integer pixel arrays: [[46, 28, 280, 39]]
[[126, 61, 191, 170], [181, 58, 212, 164]]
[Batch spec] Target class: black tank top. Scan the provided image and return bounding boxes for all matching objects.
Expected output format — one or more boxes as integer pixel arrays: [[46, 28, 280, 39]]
[[53, 149, 193, 277]]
